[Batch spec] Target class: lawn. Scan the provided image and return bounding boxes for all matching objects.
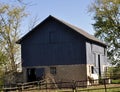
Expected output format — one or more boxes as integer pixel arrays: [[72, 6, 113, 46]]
[[77, 87, 120, 92], [111, 79, 120, 84], [77, 84, 120, 92]]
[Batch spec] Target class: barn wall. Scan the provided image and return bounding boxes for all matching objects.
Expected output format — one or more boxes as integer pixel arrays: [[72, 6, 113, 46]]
[[86, 42, 107, 77], [45, 64, 87, 82], [22, 64, 87, 84], [21, 19, 86, 67]]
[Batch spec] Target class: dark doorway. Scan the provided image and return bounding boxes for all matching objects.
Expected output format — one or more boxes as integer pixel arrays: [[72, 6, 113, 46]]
[[27, 68, 45, 82], [27, 68, 36, 82], [98, 55, 101, 78], [36, 68, 44, 81]]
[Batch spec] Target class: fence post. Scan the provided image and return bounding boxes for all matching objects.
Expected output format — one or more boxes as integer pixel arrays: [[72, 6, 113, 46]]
[[45, 80, 47, 91], [17, 83, 22, 92], [38, 81, 40, 90], [22, 83, 24, 91], [40, 81, 42, 90], [72, 80, 76, 92], [58, 80, 62, 89], [104, 79, 107, 92]]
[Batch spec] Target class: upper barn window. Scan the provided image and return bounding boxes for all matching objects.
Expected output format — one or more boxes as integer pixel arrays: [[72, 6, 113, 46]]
[[48, 30, 72, 43], [49, 31, 56, 44]]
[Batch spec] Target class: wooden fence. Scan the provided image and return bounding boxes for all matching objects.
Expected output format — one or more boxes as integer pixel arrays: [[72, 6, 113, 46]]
[[1, 78, 120, 92]]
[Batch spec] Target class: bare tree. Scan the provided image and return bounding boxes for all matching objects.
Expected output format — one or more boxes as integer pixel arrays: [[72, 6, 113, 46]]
[[0, 3, 27, 71]]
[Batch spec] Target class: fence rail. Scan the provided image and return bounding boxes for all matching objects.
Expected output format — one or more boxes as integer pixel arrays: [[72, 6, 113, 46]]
[[1, 78, 120, 92]]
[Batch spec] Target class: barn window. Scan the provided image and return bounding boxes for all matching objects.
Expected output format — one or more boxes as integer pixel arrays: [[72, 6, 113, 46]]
[[50, 67, 56, 75], [49, 32, 52, 43]]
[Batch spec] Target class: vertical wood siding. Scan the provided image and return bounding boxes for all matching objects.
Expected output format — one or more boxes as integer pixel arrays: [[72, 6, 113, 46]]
[[21, 19, 86, 67]]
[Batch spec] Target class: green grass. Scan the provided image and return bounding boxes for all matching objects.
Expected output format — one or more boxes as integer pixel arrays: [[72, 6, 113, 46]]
[[22, 87, 120, 92], [58, 87, 120, 92], [77, 87, 120, 92], [56, 84, 120, 92], [111, 79, 120, 84]]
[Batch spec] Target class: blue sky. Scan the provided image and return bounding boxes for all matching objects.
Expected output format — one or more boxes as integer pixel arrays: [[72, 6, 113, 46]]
[[1, 0, 95, 36]]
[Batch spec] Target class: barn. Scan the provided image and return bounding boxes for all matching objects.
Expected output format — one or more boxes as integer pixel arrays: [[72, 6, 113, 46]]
[[17, 15, 108, 85]]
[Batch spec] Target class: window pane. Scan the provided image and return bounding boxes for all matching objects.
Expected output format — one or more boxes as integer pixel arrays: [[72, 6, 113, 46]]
[[50, 67, 56, 75]]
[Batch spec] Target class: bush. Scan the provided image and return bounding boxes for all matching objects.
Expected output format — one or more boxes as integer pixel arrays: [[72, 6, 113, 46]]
[[106, 67, 120, 79], [0, 80, 3, 85]]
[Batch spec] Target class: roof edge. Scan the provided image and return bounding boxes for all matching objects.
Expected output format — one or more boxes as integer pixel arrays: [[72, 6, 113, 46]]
[[17, 15, 107, 47]]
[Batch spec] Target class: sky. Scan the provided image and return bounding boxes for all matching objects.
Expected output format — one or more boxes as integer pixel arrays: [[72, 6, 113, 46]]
[[0, 0, 95, 36]]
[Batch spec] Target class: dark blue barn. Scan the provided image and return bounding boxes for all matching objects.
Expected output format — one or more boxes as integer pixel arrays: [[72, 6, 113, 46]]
[[17, 15, 108, 85]]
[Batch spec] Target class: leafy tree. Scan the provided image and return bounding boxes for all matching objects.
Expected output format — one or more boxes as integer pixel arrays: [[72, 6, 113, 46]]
[[0, 3, 26, 71], [89, 0, 120, 65]]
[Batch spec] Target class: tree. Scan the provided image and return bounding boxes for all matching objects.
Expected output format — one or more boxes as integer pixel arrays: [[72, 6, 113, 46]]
[[89, 0, 120, 65], [0, 3, 26, 71]]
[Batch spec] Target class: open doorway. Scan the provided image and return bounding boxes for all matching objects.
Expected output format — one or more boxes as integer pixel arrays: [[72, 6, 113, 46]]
[[36, 68, 45, 81], [27, 68, 44, 82], [98, 54, 101, 78], [27, 68, 36, 82]]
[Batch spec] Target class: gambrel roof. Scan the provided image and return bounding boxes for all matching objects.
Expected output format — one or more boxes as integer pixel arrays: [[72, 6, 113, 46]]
[[17, 15, 106, 46]]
